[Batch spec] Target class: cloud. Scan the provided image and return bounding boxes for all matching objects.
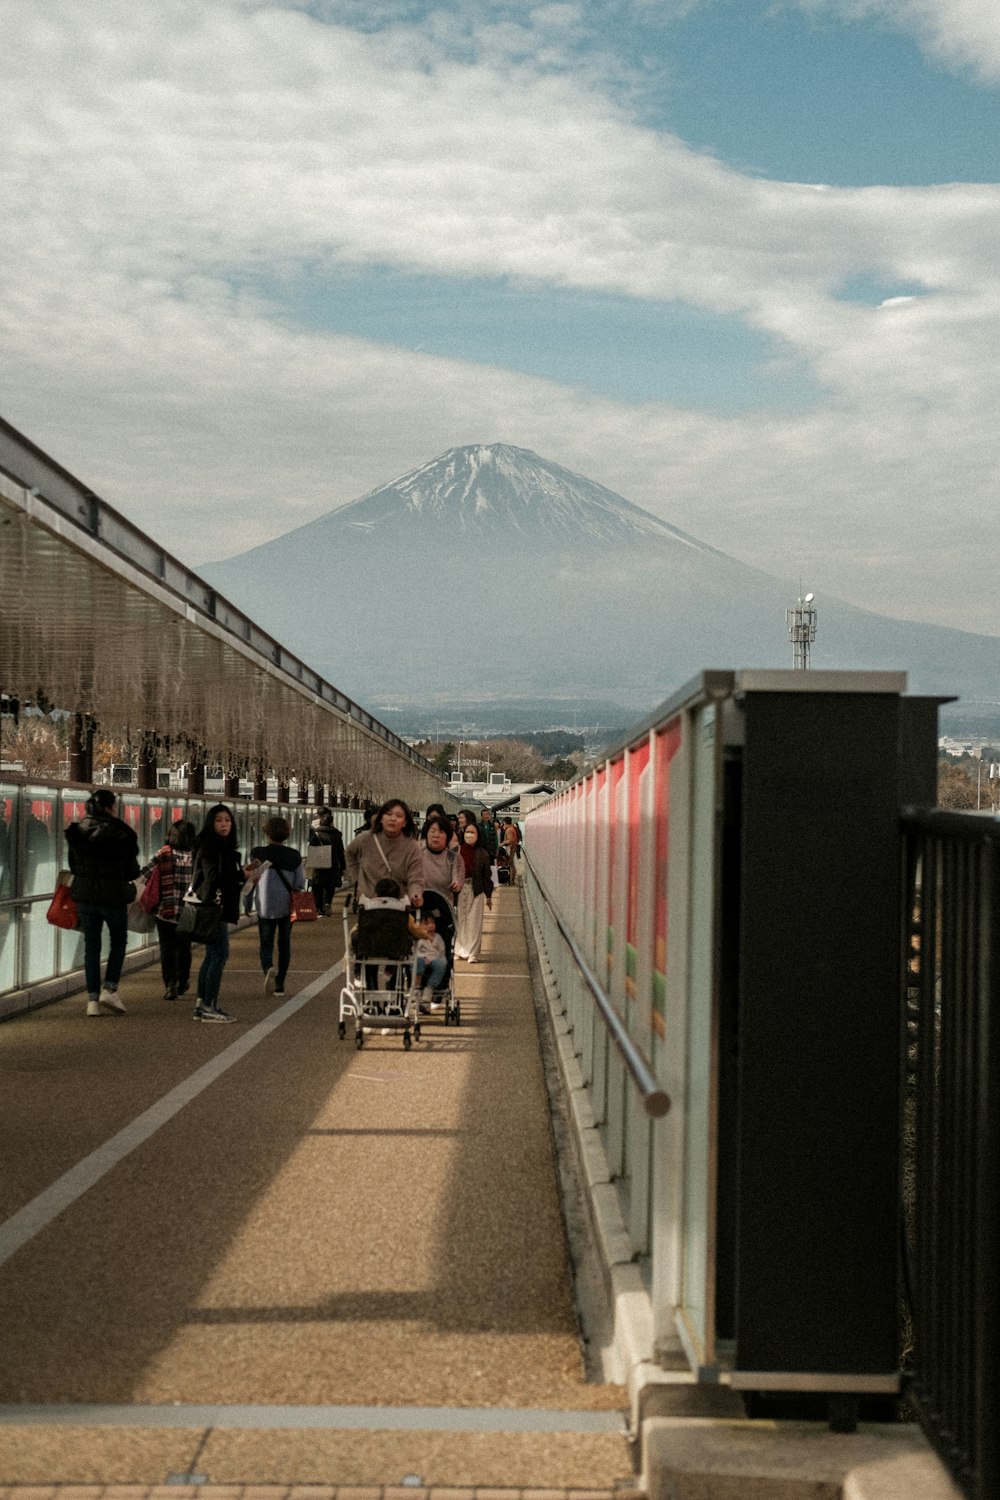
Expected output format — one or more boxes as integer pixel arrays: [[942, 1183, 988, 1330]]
[[799, 0, 1000, 84], [0, 0, 998, 636]]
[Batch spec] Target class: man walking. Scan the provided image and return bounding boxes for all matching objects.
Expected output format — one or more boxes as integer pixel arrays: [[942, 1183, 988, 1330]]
[[65, 788, 141, 1016]]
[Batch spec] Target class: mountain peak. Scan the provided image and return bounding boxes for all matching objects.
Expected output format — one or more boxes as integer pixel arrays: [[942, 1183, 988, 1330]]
[[328, 441, 716, 551]]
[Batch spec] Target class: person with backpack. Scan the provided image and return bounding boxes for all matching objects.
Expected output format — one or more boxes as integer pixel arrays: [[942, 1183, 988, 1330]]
[[247, 815, 306, 998]]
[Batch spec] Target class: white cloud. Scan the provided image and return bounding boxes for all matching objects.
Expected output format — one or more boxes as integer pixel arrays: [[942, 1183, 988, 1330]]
[[0, 0, 998, 634], [799, 0, 1000, 84]]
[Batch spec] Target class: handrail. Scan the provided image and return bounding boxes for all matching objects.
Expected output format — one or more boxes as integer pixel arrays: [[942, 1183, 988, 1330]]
[[900, 805, 1000, 840], [522, 845, 671, 1119]]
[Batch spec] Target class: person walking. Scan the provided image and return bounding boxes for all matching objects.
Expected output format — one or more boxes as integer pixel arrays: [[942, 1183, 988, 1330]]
[[65, 788, 140, 1016], [454, 822, 493, 963], [502, 817, 521, 886], [248, 815, 306, 998], [151, 818, 196, 1000], [478, 805, 499, 860], [346, 798, 424, 908], [189, 803, 244, 1023], [307, 808, 346, 916]]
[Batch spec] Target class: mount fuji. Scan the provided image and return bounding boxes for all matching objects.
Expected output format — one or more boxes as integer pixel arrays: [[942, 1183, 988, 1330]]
[[202, 444, 999, 725]]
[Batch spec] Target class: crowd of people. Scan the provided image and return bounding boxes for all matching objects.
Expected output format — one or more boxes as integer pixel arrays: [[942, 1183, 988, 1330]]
[[63, 792, 522, 1024]]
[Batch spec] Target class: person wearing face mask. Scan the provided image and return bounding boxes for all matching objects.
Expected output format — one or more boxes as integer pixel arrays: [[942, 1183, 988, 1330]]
[[454, 822, 493, 964]]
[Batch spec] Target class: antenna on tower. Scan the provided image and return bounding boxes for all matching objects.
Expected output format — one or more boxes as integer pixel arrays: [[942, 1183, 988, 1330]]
[[786, 591, 817, 669]]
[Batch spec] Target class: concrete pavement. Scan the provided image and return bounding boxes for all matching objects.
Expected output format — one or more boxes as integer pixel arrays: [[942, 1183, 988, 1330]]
[[0, 889, 631, 1493]]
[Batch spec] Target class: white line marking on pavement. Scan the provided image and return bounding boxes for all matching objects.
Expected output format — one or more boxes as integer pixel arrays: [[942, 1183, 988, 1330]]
[[0, 1403, 626, 1433], [0, 958, 345, 1269]]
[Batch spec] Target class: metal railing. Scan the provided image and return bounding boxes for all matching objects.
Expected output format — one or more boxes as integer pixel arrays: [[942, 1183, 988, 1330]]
[[0, 775, 361, 1013], [523, 846, 670, 1118], [901, 808, 1000, 1500], [0, 415, 433, 775]]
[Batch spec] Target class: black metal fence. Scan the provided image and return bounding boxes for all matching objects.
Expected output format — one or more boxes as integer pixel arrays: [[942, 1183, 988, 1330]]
[[901, 809, 1000, 1500]]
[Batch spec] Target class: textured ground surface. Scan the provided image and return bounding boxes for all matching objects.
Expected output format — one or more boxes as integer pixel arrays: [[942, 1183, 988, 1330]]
[[0, 887, 631, 1492]]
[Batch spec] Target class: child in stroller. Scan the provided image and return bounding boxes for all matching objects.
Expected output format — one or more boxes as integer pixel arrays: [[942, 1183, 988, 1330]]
[[340, 878, 428, 1047], [414, 888, 461, 1025]]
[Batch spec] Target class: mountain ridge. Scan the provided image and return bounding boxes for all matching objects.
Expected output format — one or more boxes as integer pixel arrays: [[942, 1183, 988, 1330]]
[[210, 443, 729, 561], [201, 443, 1000, 720]]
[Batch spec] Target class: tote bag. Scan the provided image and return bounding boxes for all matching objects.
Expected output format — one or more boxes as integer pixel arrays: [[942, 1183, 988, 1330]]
[[46, 878, 78, 931], [127, 886, 157, 933], [290, 889, 318, 923], [274, 862, 318, 922], [139, 859, 162, 914]]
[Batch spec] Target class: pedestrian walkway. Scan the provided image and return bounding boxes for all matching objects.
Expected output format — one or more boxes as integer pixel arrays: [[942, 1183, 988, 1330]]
[[0, 889, 632, 1493]]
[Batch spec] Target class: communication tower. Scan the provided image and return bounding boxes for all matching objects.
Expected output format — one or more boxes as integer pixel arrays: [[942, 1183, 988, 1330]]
[[786, 592, 817, 670]]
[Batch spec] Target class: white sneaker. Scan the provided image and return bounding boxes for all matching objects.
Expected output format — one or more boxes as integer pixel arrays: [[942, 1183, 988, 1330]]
[[263, 967, 276, 995], [99, 989, 126, 1014], [86, 998, 101, 1017]]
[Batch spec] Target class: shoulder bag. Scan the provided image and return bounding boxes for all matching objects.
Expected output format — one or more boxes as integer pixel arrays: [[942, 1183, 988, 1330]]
[[177, 861, 224, 943]]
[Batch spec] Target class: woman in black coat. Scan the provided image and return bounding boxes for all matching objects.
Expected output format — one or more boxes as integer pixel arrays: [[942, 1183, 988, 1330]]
[[189, 803, 244, 1023]]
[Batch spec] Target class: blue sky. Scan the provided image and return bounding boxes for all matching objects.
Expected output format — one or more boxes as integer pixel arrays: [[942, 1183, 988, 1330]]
[[1, 0, 999, 632], [264, 268, 821, 411], [649, 2, 1000, 186]]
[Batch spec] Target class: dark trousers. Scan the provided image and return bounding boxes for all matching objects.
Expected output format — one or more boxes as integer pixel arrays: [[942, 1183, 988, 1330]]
[[197, 924, 230, 1008], [156, 917, 193, 990], [310, 870, 339, 913], [76, 901, 128, 997], [258, 916, 292, 987]]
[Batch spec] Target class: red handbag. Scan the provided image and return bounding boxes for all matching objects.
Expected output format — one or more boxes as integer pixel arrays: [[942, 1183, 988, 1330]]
[[290, 889, 318, 923], [139, 859, 162, 913], [47, 881, 79, 930]]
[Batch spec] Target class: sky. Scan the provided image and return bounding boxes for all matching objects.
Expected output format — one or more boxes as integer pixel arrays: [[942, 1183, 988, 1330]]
[[2, 0, 999, 634]]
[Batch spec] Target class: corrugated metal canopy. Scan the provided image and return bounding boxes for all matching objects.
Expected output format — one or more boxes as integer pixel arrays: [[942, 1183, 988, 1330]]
[[0, 418, 444, 807]]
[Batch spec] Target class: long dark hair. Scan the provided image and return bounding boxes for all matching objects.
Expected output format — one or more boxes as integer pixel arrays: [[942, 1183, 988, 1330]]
[[196, 803, 238, 851], [372, 798, 416, 838]]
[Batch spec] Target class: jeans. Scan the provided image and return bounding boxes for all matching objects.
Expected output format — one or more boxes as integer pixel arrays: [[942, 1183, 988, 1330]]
[[417, 955, 448, 990], [76, 900, 128, 997], [197, 923, 230, 1008], [258, 915, 291, 988]]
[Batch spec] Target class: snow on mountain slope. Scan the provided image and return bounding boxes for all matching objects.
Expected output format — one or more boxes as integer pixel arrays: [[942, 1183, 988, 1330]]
[[336, 443, 719, 549], [212, 443, 727, 560], [200, 442, 1000, 716]]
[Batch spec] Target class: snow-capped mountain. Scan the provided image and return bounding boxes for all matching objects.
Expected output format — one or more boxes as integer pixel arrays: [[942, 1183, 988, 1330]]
[[201, 443, 1000, 720], [324, 443, 723, 553]]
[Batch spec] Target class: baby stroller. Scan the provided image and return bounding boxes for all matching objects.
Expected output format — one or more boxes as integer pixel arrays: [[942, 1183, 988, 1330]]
[[339, 898, 420, 1049], [417, 889, 460, 1027], [495, 850, 511, 885]]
